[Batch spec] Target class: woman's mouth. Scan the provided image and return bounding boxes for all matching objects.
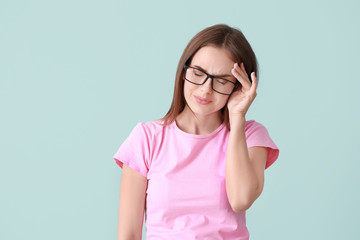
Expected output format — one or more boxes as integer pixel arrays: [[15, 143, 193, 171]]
[[194, 95, 212, 105]]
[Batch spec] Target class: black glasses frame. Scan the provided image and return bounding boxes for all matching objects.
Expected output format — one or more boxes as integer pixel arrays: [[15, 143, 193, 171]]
[[183, 65, 239, 95]]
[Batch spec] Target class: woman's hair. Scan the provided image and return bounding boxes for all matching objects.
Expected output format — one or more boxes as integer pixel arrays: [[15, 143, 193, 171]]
[[161, 24, 258, 127]]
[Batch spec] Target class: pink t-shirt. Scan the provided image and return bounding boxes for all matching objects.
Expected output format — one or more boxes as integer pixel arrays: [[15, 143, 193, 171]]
[[113, 120, 279, 240]]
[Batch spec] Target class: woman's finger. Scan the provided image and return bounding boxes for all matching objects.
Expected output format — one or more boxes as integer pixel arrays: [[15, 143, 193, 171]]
[[231, 67, 248, 89], [240, 62, 247, 73], [250, 72, 258, 95], [232, 63, 252, 90], [236, 63, 249, 80]]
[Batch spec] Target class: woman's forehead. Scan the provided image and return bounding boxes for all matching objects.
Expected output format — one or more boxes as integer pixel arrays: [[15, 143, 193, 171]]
[[191, 46, 235, 75]]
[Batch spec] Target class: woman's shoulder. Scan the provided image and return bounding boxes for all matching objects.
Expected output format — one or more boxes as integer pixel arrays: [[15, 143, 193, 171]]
[[134, 119, 170, 135], [244, 119, 269, 134], [245, 119, 262, 128]]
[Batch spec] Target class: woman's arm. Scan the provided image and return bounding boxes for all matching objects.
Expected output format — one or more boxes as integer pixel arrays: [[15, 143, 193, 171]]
[[118, 164, 148, 240], [226, 62, 267, 212], [225, 115, 268, 213]]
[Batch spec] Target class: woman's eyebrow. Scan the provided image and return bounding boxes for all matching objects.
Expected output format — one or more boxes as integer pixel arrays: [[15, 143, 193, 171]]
[[193, 65, 232, 78]]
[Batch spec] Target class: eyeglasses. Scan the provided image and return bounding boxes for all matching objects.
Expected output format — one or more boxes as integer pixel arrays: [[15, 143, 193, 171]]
[[183, 65, 238, 95]]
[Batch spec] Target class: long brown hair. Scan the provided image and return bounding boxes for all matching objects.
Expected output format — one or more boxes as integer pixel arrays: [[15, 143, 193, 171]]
[[161, 24, 258, 127]]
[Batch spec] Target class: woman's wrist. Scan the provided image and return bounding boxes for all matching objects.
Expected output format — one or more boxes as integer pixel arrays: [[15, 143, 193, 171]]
[[229, 114, 246, 130]]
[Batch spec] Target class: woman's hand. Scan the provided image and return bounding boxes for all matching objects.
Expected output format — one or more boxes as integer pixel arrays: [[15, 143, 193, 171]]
[[227, 62, 258, 118]]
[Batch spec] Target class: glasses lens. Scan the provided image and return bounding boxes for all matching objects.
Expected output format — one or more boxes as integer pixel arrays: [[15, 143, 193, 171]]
[[212, 78, 235, 95], [185, 67, 206, 84]]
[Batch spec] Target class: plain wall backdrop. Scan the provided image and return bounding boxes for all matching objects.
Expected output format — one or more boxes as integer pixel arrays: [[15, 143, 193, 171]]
[[1, 0, 359, 239]]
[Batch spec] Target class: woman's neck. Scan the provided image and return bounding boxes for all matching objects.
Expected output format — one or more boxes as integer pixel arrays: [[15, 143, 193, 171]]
[[175, 106, 223, 135]]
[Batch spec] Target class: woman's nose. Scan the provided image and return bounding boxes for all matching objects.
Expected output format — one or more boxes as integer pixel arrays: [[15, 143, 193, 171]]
[[200, 77, 213, 94]]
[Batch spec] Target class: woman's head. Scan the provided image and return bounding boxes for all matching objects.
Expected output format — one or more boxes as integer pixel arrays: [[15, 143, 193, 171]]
[[162, 24, 258, 126]]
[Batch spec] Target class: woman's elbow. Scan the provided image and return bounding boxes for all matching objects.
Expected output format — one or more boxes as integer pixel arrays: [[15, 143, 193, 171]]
[[118, 233, 142, 240], [229, 198, 254, 213]]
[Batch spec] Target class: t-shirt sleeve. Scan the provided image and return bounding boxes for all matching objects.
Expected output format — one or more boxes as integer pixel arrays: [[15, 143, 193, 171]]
[[113, 122, 150, 178], [245, 120, 280, 169]]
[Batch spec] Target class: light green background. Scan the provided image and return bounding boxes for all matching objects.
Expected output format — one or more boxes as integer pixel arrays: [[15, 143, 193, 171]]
[[1, 0, 359, 239]]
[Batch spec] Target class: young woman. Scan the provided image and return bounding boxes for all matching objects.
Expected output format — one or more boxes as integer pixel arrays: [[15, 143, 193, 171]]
[[114, 24, 279, 240]]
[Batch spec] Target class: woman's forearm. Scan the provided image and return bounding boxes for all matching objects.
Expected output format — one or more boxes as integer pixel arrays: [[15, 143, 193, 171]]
[[225, 115, 259, 212]]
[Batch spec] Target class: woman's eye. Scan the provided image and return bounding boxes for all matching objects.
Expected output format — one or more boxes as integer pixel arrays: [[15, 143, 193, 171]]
[[193, 70, 204, 77], [215, 78, 227, 85]]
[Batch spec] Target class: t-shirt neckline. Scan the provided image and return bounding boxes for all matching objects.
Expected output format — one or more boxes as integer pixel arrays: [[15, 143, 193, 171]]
[[171, 120, 226, 139]]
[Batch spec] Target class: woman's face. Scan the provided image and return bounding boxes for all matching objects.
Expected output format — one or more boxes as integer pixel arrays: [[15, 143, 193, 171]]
[[183, 45, 237, 118]]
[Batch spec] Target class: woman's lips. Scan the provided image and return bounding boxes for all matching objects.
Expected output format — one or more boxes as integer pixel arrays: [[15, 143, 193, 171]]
[[194, 95, 212, 105]]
